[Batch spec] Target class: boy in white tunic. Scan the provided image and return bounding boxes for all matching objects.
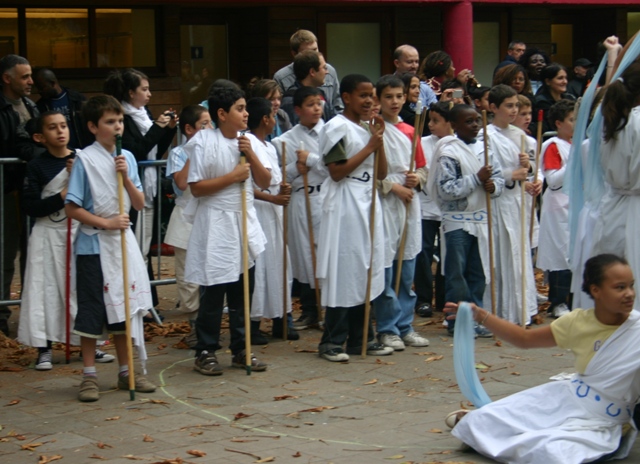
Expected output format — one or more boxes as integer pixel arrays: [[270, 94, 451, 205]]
[[272, 87, 328, 330], [480, 84, 538, 325], [372, 75, 429, 351], [537, 99, 575, 318], [164, 105, 212, 348], [427, 104, 505, 336], [316, 74, 394, 362], [184, 87, 271, 375], [65, 96, 155, 402]]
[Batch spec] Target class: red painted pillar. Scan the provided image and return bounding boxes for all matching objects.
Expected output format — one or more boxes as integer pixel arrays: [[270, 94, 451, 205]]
[[443, 0, 474, 72]]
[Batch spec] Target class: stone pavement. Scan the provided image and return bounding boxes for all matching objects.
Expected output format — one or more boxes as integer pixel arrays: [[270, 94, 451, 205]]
[[1, 310, 640, 464]]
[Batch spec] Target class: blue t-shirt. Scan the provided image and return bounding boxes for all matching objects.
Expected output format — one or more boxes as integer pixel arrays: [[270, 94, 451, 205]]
[[166, 144, 187, 196], [65, 146, 142, 255]]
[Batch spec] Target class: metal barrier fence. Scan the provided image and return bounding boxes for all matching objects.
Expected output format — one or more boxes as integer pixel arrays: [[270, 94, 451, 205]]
[[0, 157, 176, 308]]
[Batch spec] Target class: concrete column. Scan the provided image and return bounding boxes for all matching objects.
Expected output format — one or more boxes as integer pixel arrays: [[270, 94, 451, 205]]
[[443, 0, 474, 72]]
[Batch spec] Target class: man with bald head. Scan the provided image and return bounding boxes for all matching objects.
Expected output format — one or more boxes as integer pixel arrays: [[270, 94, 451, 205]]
[[33, 68, 90, 149], [393, 45, 420, 75]]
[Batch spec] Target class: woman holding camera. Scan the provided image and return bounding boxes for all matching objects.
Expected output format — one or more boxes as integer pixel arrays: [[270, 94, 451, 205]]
[[104, 68, 178, 286]]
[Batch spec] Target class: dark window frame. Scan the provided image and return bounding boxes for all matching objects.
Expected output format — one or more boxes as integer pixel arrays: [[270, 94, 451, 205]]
[[12, 6, 165, 79]]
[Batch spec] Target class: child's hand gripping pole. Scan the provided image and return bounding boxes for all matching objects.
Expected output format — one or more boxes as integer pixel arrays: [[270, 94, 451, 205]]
[[481, 111, 497, 324], [299, 141, 323, 323], [239, 146, 252, 375], [520, 135, 528, 328], [115, 134, 136, 400], [529, 110, 544, 243], [362, 118, 383, 359], [281, 142, 289, 340], [395, 100, 426, 295]]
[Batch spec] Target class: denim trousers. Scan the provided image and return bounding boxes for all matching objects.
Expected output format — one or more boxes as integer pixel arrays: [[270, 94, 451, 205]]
[[374, 258, 417, 337]]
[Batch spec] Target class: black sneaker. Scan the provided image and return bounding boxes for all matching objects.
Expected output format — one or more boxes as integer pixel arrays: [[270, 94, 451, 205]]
[[292, 314, 318, 330], [232, 351, 267, 372], [251, 331, 269, 345], [272, 321, 300, 340], [415, 303, 433, 318], [320, 348, 349, 362], [194, 350, 223, 376]]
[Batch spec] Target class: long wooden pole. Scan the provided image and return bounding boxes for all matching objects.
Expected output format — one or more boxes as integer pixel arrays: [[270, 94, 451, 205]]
[[115, 135, 135, 400], [520, 135, 528, 328], [529, 110, 544, 242], [395, 102, 426, 295], [240, 151, 251, 375], [362, 144, 381, 359], [65, 216, 72, 364], [299, 141, 322, 322], [481, 111, 497, 322], [281, 142, 288, 340]]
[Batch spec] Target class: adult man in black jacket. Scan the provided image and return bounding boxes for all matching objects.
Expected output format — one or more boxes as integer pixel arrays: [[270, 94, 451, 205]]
[[0, 54, 43, 335], [33, 68, 91, 149]]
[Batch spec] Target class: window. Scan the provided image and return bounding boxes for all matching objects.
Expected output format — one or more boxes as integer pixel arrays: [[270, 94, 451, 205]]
[[8, 7, 158, 71], [0, 8, 18, 57]]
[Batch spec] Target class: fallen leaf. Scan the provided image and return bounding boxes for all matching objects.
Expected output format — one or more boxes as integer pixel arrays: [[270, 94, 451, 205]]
[[157, 343, 167, 350], [297, 406, 336, 413], [230, 438, 257, 443], [364, 379, 378, 385], [511, 372, 521, 376], [88, 454, 107, 460], [96, 442, 112, 449], [552, 353, 564, 357], [414, 351, 436, 356], [233, 412, 254, 421], [142, 399, 169, 405], [273, 395, 298, 401], [293, 349, 318, 353], [292, 451, 301, 458], [105, 416, 120, 421], [475, 363, 490, 370], [38, 456, 63, 464], [5, 399, 20, 406], [143, 434, 154, 442], [385, 455, 404, 460], [0, 366, 23, 372], [375, 358, 395, 365], [425, 355, 444, 363], [187, 450, 206, 457], [391, 379, 403, 384], [21, 442, 43, 451], [121, 455, 146, 461], [427, 428, 443, 433], [255, 458, 275, 463], [495, 340, 503, 347]]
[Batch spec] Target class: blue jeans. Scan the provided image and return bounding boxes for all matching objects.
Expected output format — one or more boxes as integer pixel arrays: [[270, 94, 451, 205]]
[[374, 258, 417, 337], [444, 229, 485, 331]]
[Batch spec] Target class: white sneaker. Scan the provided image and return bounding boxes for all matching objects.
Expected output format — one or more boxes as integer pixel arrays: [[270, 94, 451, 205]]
[[320, 348, 350, 362], [35, 350, 53, 371], [536, 292, 548, 304], [379, 334, 405, 351], [95, 349, 115, 363], [402, 331, 430, 347], [553, 303, 570, 318]]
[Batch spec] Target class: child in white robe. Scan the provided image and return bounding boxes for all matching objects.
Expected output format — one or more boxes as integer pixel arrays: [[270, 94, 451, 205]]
[[372, 75, 429, 351], [448, 254, 640, 464], [164, 105, 212, 348], [316, 74, 394, 362], [65, 96, 155, 402], [245, 97, 295, 343], [537, 99, 576, 318], [480, 85, 537, 325], [184, 87, 270, 375], [272, 86, 328, 330]]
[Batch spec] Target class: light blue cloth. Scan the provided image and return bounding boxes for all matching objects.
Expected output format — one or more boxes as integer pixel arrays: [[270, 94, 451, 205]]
[[453, 302, 492, 408], [166, 144, 187, 196], [567, 34, 640, 260], [564, 53, 608, 259]]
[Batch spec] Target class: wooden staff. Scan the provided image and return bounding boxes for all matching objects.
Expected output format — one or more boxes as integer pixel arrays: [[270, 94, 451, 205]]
[[240, 151, 252, 375], [300, 141, 322, 322], [481, 111, 497, 321], [65, 216, 72, 364], [362, 128, 382, 358], [520, 135, 528, 328], [281, 142, 289, 340], [115, 134, 136, 400], [395, 102, 427, 295], [529, 110, 544, 242]]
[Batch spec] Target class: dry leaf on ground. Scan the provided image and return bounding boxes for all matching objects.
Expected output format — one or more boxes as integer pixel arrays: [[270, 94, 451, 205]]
[[38, 456, 63, 464], [143, 434, 154, 442], [186, 450, 206, 457], [364, 379, 378, 385]]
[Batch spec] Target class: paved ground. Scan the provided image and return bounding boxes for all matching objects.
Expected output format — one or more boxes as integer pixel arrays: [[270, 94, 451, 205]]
[[2, 303, 640, 464]]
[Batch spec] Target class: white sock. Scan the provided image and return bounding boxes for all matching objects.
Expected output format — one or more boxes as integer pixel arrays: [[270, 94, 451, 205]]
[[83, 366, 97, 377], [118, 365, 129, 377]]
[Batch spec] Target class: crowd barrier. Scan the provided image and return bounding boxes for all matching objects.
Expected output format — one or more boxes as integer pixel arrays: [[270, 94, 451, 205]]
[[0, 157, 177, 309]]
